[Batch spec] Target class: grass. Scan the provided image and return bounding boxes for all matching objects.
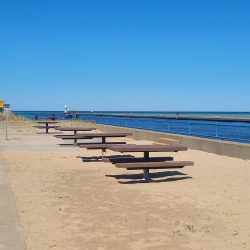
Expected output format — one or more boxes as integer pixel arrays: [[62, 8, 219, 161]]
[[0, 112, 30, 121]]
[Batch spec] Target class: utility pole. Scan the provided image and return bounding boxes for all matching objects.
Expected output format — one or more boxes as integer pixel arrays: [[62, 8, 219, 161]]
[[4, 104, 10, 140], [5, 111, 8, 140]]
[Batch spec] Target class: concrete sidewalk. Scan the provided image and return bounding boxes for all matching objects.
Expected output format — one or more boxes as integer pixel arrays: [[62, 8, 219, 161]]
[[0, 133, 98, 250], [0, 157, 26, 250], [0, 128, 102, 250]]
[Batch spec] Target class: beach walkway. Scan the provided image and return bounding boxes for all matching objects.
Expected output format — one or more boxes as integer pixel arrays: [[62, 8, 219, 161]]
[[0, 127, 250, 250], [0, 157, 25, 250], [0, 132, 82, 250]]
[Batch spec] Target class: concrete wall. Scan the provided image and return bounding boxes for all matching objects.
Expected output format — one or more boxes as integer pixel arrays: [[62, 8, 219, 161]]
[[96, 124, 250, 160], [1, 120, 249, 160]]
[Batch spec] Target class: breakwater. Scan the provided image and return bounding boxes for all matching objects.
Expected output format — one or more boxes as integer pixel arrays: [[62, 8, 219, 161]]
[[78, 112, 250, 123]]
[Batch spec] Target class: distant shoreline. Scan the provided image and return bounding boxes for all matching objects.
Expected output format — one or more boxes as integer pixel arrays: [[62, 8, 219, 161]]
[[13, 111, 250, 123], [78, 112, 250, 123]]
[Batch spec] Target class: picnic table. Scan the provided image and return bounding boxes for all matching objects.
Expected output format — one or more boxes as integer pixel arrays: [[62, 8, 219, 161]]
[[107, 144, 188, 159], [55, 127, 96, 135], [55, 127, 96, 143], [33, 121, 59, 134], [59, 132, 132, 144], [107, 144, 193, 182], [45, 116, 58, 121], [58, 132, 132, 155]]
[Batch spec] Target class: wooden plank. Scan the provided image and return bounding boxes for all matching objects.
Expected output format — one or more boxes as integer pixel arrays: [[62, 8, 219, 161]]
[[58, 133, 132, 139], [33, 125, 60, 129], [107, 144, 187, 152], [36, 121, 58, 124], [116, 161, 194, 169], [79, 142, 127, 149], [55, 127, 96, 131], [55, 135, 93, 138], [103, 156, 174, 164]]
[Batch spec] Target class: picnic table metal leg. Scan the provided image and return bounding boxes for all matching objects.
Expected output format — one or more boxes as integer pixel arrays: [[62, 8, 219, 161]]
[[73, 131, 77, 144], [143, 168, 151, 183], [144, 151, 149, 160], [45, 122, 49, 134], [143, 152, 151, 182], [101, 137, 106, 158], [102, 149, 106, 158], [102, 137, 106, 144]]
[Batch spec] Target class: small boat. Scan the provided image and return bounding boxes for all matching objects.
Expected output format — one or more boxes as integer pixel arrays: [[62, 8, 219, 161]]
[[64, 105, 79, 119]]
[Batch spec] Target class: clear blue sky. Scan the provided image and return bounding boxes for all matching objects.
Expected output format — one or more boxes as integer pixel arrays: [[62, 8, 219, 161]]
[[0, 0, 249, 111]]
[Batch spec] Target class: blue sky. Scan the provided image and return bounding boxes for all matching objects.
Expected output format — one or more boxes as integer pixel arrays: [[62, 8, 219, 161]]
[[0, 0, 249, 111]]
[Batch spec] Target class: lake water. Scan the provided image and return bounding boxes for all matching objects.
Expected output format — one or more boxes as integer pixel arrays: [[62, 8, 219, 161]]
[[14, 111, 250, 144]]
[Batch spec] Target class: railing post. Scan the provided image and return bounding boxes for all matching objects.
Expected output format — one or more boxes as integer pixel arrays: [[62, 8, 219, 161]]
[[215, 124, 218, 138], [188, 122, 191, 135]]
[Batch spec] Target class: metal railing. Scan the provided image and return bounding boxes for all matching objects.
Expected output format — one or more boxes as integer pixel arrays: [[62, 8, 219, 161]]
[[13, 112, 250, 143], [80, 115, 250, 144]]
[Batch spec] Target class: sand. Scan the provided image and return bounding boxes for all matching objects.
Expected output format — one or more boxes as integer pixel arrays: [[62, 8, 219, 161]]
[[1, 128, 250, 250]]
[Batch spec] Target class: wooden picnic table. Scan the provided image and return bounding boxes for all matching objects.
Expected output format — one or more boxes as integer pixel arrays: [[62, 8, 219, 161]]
[[33, 121, 59, 134], [106, 144, 192, 182], [107, 144, 187, 159], [55, 127, 97, 143], [59, 133, 132, 143], [45, 116, 58, 121], [36, 121, 58, 124], [116, 161, 194, 182], [55, 127, 96, 136]]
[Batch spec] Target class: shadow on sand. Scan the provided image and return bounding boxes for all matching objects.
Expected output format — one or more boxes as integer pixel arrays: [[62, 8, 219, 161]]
[[106, 171, 192, 184], [77, 154, 134, 162], [37, 132, 62, 135]]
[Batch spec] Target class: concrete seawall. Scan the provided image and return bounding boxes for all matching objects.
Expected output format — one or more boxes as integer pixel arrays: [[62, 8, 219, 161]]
[[96, 124, 250, 160], [79, 112, 250, 123], [1, 120, 249, 160]]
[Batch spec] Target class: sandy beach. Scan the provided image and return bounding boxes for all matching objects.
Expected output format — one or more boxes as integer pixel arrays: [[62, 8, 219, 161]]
[[2, 0, 250, 248], [1, 125, 250, 250]]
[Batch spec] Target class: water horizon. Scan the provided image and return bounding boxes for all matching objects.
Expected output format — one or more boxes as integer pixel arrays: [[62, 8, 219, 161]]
[[14, 110, 250, 119]]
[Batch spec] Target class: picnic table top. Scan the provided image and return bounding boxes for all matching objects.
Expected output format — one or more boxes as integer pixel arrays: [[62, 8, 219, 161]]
[[107, 144, 187, 152], [58, 132, 132, 139], [33, 125, 60, 128], [116, 161, 193, 169], [36, 121, 58, 124], [55, 127, 96, 131]]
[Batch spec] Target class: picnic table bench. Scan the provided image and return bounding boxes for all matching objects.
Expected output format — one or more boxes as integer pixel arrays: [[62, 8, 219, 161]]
[[106, 144, 193, 182], [107, 144, 187, 159], [59, 132, 132, 143], [54, 127, 96, 143], [45, 116, 58, 121], [116, 161, 194, 182], [77, 133, 132, 156], [79, 142, 127, 157], [56, 132, 132, 149], [103, 156, 174, 164], [33, 121, 59, 134], [55, 127, 96, 135]]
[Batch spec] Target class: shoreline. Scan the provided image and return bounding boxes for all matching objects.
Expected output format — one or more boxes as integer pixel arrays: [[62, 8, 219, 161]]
[[78, 112, 250, 123], [13, 111, 250, 123]]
